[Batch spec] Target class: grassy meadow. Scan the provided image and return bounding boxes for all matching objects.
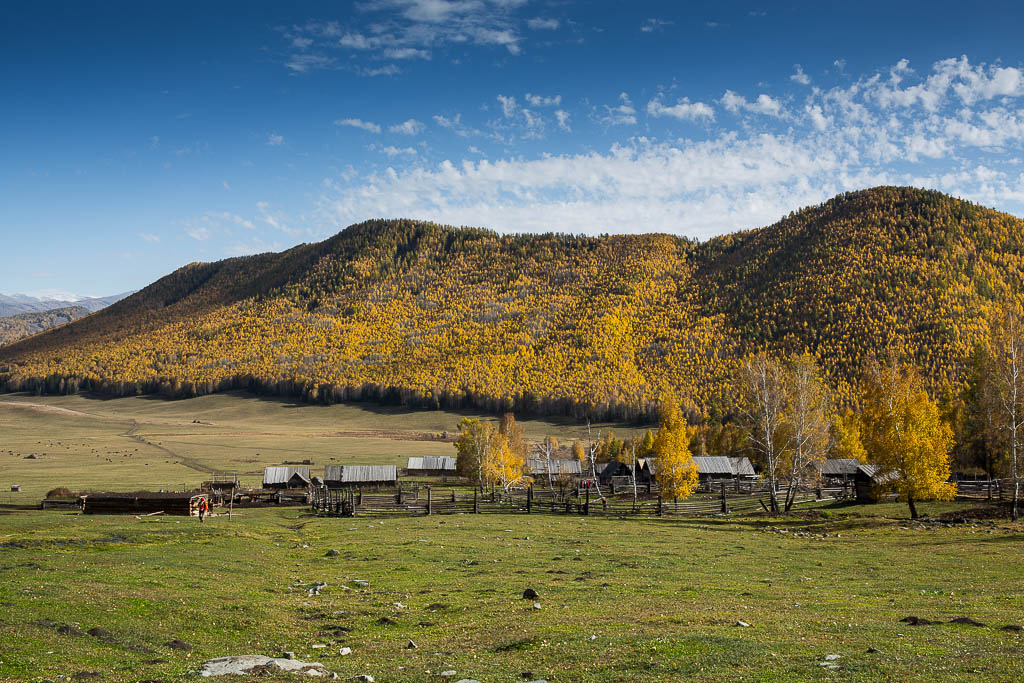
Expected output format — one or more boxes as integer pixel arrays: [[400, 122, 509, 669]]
[[0, 392, 1022, 682], [0, 391, 648, 500]]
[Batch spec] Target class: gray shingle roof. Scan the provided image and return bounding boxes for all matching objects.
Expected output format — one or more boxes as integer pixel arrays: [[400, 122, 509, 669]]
[[324, 464, 398, 484], [817, 458, 862, 476], [692, 456, 735, 475], [526, 458, 582, 476], [406, 456, 457, 471], [729, 457, 756, 477], [263, 466, 311, 485]]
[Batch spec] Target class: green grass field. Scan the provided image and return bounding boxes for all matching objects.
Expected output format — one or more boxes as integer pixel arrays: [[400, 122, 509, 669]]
[[1, 392, 1022, 682], [0, 504, 1021, 682]]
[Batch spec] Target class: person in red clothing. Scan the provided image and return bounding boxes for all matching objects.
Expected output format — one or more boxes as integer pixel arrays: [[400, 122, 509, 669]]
[[198, 496, 208, 522]]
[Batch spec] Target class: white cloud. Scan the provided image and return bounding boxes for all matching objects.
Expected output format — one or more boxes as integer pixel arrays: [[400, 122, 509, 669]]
[[379, 145, 419, 157], [600, 92, 637, 126], [187, 227, 210, 241], [335, 118, 383, 133], [139, 233, 160, 243], [647, 96, 715, 121], [554, 109, 571, 131], [525, 93, 561, 107], [266, 133, 285, 146], [257, 201, 301, 236], [527, 17, 559, 30], [388, 119, 426, 135], [791, 64, 811, 85], [721, 90, 784, 117], [308, 55, 1024, 244], [282, 0, 529, 72], [497, 94, 518, 118], [640, 18, 672, 33], [222, 180, 231, 191]]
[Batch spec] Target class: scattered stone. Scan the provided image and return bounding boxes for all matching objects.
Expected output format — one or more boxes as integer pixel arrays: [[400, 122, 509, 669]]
[[57, 625, 85, 636], [353, 580, 369, 588], [326, 550, 340, 557], [339, 647, 353, 656], [1000, 624, 1022, 632], [735, 621, 751, 627], [307, 582, 327, 597], [522, 588, 538, 600], [823, 654, 841, 661], [587, 634, 596, 641], [166, 639, 192, 651], [418, 621, 435, 627], [351, 676, 374, 682], [900, 616, 939, 626], [312, 644, 327, 649], [533, 603, 542, 610], [867, 647, 881, 654], [949, 616, 986, 626], [427, 603, 448, 611], [196, 655, 326, 677], [406, 640, 418, 649], [307, 670, 325, 677], [86, 628, 112, 638], [453, 680, 482, 683], [377, 617, 398, 626], [439, 671, 457, 677], [285, 652, 296, 659]]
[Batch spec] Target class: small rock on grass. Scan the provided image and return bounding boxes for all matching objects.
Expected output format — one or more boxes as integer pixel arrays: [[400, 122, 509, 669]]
[[735, 621, 751, 627], [339, 647, 353, 656], [351, 676, 374, 682], [406, 640, 418, 649], [533, 603, 542, 610], [166, 639, 192, 651], [522, 588, 538, 599], [325, 549, 340, 557], [949, 616, 986, 626], [439, 671, 457, 678]]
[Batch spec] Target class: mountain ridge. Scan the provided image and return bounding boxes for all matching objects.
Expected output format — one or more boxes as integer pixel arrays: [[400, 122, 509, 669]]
[[2, 186, 1022, 419]]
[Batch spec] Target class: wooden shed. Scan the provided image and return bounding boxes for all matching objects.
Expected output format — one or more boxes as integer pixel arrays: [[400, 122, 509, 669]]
[[323, 465, 398, 489], [855, 464, 897, 502], [598, 461, 633, 484], [729, 457, 757, 479], [691, 456, 737, 481], [816, 458, 862, 483], [526, 458, 583, 479], [263, 466, 311, 490], [82, 492, 208, 516], [405, 456, 457, 477]]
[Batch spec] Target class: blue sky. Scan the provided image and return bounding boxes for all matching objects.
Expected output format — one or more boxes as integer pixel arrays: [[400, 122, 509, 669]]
[[3, 1, 1024, 298]]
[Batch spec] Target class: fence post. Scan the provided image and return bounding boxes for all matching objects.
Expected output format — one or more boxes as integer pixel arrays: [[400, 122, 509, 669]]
[[426, 486, 432, 516], [474, 489, 479, 514], [527, 485, 532, 514], [451, 490, 456, 503], [816, 487, 822, 500], [610, 481, 615, 495], [657, 495, 663, 516], [720, 481, 728, 514], [585, 487, 590, 515]]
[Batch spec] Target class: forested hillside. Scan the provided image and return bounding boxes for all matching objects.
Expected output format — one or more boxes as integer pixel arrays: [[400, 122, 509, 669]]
[[2, 187, 1022, 420], [0, 306, 90, 346]]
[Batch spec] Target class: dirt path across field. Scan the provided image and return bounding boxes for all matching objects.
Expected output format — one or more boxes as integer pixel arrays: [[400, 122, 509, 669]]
[[122, 421, 221, 475]]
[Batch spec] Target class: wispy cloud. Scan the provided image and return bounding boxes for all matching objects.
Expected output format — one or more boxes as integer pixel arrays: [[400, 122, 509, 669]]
[[525, 93, 561, 107], [139, 233, 160, 243], [647, 95, 715, 121], [317, 56, 1024, 240], [279, 0, 534, 74], [335, 118, 383, 133], [527, 17, 559, 30], [388, 119, 426, 135], [640, 18, 672, 33], [599, 92, 637, 126], [266, 133, 285, 146], [791, 64, 811, 85]]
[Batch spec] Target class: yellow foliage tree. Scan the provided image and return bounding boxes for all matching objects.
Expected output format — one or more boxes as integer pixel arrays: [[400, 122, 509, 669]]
[[652, 396, 698, 500], [859, 356, 956, 519], [832, 409, 868, 464]]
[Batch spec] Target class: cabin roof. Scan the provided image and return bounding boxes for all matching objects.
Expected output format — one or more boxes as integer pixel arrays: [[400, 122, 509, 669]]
[[324, 464, 398, 483], [817, 458, 862, 476], [406, 456, 457, 471], [263, 466, 311, 485], [526, 458, 582, 475]]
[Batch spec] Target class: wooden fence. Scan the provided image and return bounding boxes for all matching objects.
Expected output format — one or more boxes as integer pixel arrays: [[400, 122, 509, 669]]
[[311, 484, 844, 519]]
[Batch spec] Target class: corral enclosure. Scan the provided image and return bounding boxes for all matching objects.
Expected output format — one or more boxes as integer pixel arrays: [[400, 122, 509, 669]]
[[0, 391, 650, 499]]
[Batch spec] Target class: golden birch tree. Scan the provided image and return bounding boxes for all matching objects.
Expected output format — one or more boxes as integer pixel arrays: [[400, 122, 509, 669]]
[[652, 395, 698, 500]]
